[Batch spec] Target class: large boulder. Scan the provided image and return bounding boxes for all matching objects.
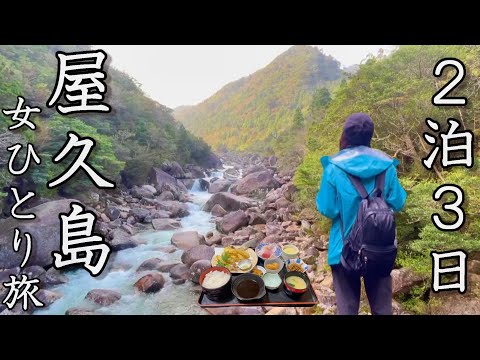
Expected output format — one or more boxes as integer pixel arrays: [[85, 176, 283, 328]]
[[203, 192, 256, 212], [157, 201, 190, 218], [152, 218, 182, 231], [108, 228, 138, 251], [169, 264, 190, 280], [208, 179, 231, 194], [129, 208, 151, 222], [171, 231, 206, 251], [181, 245, 215, 267], [136, 258, 164, 272], [161, 160, 186, 179], [105, 207, 121, 221], [36, 289, 62, 308], [216, 210, 249, 234], [131, 185, 155, 199], [0, 199, 79, 268], [148, 167, 187, 194], [189, 260, 212, 284], [185, 164, 205, 178], [134, 273, 165, 293], [45, 267, 69, 286], [85, 289, 121, 306], [233, 170, 280, 196], [391, 268, 428, 296], [211, 204, 227, 217]]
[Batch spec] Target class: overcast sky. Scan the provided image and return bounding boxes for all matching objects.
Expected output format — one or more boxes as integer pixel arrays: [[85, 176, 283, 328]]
[[94, 45, 394, 108]]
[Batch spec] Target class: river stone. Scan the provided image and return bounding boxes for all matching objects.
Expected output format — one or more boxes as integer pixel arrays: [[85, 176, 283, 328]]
[[233, 170, 280, 196], [152, 218, 181, 231], [85, 289, 121, 306], [109, 228, 138, 251], [21, 265, 47, 285], [189, 260, 212, 284], [203, 192, 256, 212], [129, 208, 151, 222], [158, 262, 181, 272], [208, 179, 231, 194], [216, 210, 249, 234], [157, 201, 190, 218], [171, 231, 206, 251], [142, 185, 157, 195], [205, 234, 222, 246], [65, 307, 98, 315], [211, 204, 227, 217], [169, 264, 190, 280], [157, 191, 175, 201], [161, 160, 185, 179], [181, 245, 215, 268], [45, 267, 69, 286], [148, 167, 188, 194], [105, 206, 121, 221], [134, 273, 165, 293], [136, 258, 164, 272], [248, 213, 266, 225], [275, 197, 292, 209], [0, 199, 79, 268], [36, 289, 62, 307], [131, 185, 155, 199]]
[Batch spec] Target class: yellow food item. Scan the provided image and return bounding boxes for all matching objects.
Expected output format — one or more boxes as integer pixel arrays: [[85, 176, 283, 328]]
[[288, 263, 304, 272], [286, 276, 307, 290], [252, 268, 263, 276], [266, 262, 280, 270], [215, 247, 250, 271], [283, 246, 298, 255]]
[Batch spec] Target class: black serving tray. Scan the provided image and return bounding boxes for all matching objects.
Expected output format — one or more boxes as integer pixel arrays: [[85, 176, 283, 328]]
[[198, 260, 318, 308]]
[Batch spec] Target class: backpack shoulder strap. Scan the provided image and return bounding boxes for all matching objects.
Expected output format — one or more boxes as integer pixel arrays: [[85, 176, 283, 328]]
[[374, 170, 387, 198], [345, 173, 369, 199]]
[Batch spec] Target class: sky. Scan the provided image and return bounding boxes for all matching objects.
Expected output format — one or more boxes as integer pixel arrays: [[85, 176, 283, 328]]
[[94, 45, 395, 108]]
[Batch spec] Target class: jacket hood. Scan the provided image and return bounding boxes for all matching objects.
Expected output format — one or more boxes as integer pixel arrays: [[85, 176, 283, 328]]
[[321, 146, 399, 178]]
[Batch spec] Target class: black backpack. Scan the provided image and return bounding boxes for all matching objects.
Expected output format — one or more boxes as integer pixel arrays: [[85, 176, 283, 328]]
[[339, 170, 397, 277]]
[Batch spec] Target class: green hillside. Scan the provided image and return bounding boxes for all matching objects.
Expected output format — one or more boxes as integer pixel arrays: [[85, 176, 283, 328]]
[[0, 45, 216, 203], [174, 45, 342, 158], [295, 45, 480, 283]]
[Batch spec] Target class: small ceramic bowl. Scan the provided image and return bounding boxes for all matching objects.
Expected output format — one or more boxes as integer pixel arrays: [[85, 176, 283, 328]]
[[263, 273, 282, 291], [199, 266, 232, 301], [255, 243, 282, 261], [285, 258, 308, 273], [238, 259, 253, 271], [281, 244, 300, 260], [251, 266, 266, 277], [264, 258, 284, 274]]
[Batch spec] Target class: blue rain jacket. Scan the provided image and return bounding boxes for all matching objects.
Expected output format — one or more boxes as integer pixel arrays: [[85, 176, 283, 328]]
[[316, 146, 407, 265]]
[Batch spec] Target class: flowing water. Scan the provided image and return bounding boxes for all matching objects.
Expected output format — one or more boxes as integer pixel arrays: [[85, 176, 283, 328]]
[[35, 170, 228, 315]]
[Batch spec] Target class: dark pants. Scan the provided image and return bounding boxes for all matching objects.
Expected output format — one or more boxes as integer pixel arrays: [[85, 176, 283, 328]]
[[331, 265, 392, 315]]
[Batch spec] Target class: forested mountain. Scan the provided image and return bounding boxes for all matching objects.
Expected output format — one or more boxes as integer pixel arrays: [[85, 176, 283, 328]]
[[174, 45, 343, 163], [295, 46, 480, 305], [0, 45, 217, 202]]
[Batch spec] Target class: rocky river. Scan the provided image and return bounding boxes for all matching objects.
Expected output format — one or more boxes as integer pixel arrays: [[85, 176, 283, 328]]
[[0, 154, 444, 315]]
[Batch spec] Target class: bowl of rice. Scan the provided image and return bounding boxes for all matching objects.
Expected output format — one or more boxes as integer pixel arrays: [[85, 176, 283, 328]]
[[199, 266, 232, 301]]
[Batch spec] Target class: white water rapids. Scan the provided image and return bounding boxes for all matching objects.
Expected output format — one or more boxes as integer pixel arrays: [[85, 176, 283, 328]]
[[35, 169, 229, 315]]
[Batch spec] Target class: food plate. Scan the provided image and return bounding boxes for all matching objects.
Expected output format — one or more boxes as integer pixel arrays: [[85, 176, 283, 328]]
[[255, 243, 282, 261], [211, 246, 258, 274]]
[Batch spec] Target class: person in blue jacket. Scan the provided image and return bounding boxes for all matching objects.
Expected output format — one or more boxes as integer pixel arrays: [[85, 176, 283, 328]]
[[316, 113, 406, 315]]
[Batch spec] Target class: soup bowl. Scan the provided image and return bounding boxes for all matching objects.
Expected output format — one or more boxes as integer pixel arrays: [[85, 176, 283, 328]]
[[231, 273, 266, 302], [283, 271, 310, 298]]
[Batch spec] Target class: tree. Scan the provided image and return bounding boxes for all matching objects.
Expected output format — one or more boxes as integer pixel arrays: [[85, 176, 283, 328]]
[[292, 108, 304, 128]]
